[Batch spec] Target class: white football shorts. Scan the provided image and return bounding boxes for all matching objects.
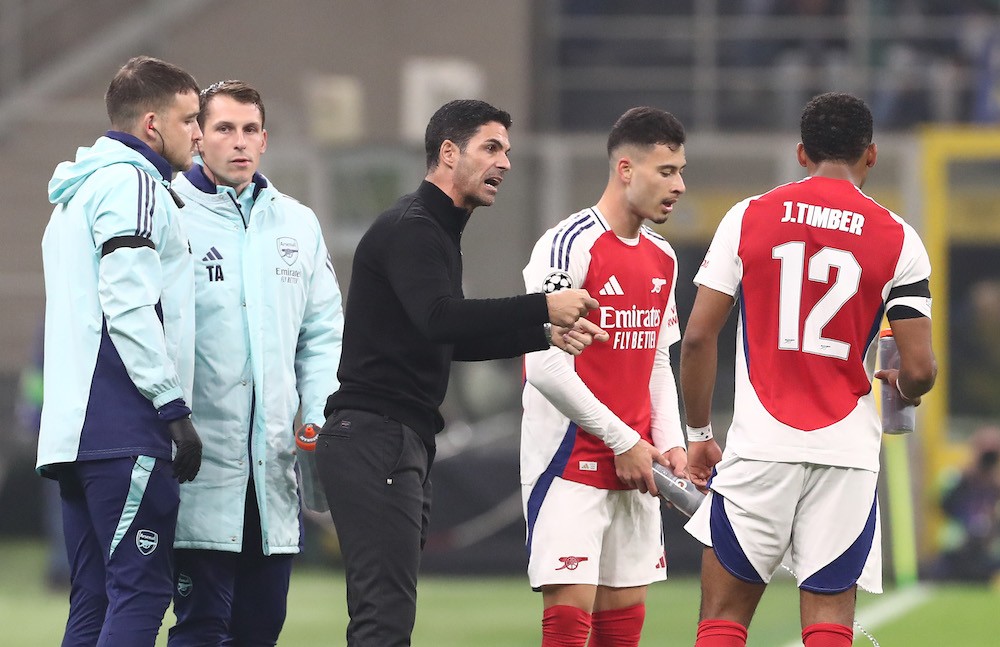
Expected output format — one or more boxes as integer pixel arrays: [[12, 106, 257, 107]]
[[684, 455, 882, 594], [523, 476, 667, 589]]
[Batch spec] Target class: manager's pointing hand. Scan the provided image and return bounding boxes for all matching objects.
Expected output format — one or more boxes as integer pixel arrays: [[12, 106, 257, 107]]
[[546, 289, 599, 327]]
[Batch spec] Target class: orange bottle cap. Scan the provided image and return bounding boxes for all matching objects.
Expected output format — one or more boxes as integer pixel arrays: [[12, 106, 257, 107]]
[[296, 424, 318, 450]]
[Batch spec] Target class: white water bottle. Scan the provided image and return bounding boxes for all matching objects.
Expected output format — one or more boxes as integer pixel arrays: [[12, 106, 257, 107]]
[[652, 463, 705, 517], [878, 330, 915, 435], [295, 423, 329, 513]]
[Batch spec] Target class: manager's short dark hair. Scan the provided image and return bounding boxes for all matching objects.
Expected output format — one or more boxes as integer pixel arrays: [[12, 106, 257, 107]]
[[607, 107, 686, 158], [199, 79, 266, 128], [425, 99, 512, 170], [106, 56, 199, 130], [800, 92, 873, 164]]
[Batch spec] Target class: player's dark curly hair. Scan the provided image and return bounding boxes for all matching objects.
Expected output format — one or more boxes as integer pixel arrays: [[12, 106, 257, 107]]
[[425, 99, 512, 170], [800, 92, 873, 164], [606, 107, 685, 157]]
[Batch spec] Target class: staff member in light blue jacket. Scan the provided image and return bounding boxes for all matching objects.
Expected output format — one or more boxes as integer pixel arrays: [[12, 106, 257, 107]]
[[167, 80, 344, 647], [38, 55, 204, 647]]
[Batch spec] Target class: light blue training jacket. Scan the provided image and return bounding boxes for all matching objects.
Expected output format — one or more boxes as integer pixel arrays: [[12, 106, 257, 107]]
[[37, 132, 195, 475], [172, 165, 343, 554]]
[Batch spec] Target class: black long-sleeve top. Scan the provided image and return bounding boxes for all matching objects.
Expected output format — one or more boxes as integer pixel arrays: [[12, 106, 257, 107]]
[[325, 181, 550, 447]]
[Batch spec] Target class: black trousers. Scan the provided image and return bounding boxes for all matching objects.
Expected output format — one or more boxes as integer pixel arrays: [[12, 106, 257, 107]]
[[316, 409, 433, 647]]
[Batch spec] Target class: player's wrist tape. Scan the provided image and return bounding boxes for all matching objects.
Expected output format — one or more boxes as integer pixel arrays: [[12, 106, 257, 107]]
[[543, 323, 553, 346], [685, 423, 713, 443]]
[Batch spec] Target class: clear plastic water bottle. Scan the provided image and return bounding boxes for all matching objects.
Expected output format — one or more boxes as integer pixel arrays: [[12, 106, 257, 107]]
[[295, 423, 329, 513], [878, 330, 915, 435], [651, 463, 705, 518]]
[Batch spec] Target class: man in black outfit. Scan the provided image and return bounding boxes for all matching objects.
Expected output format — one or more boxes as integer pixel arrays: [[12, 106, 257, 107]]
[[317, 99, 605, 647]]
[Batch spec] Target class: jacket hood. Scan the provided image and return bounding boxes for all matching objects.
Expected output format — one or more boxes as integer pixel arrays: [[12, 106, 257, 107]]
[[48, 131, 172, 206]]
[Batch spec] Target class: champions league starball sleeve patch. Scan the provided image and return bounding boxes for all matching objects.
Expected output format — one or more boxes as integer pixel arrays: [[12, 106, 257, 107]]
[[542, 270, 573, 293]]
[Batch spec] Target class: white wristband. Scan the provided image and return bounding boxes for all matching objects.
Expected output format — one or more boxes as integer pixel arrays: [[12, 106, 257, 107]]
[[895, 379, 914, 403], [686, 423, 713, 443]]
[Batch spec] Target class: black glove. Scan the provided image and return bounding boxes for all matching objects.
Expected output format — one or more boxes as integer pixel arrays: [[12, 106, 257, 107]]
[[168, 417, 202, 483]]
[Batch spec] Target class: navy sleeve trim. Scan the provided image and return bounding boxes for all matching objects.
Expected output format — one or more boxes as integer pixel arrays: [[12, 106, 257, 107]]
[[157, 398, 191, 421], [550, 211, 599, 271], [102, 235, 156, 257]]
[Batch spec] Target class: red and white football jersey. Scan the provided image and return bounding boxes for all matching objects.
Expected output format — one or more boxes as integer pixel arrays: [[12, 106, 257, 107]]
[[695, 176, 932, 471], [521, 207, 683, 489]]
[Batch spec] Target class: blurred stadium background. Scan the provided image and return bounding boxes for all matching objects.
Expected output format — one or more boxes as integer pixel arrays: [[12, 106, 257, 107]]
[[1, 0, 999, 643]]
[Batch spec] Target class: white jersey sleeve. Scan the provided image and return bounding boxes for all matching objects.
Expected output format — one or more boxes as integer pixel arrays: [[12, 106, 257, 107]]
[[649, 342, 684, 452], [693, 198, 751, 297], [886, 213, 932, 317], [523, 217, 592, 295], [649, 242, 683, 452]]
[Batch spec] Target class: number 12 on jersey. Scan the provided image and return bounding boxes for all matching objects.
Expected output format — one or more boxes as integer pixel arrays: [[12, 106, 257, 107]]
[[772, 241, 861, 360]]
